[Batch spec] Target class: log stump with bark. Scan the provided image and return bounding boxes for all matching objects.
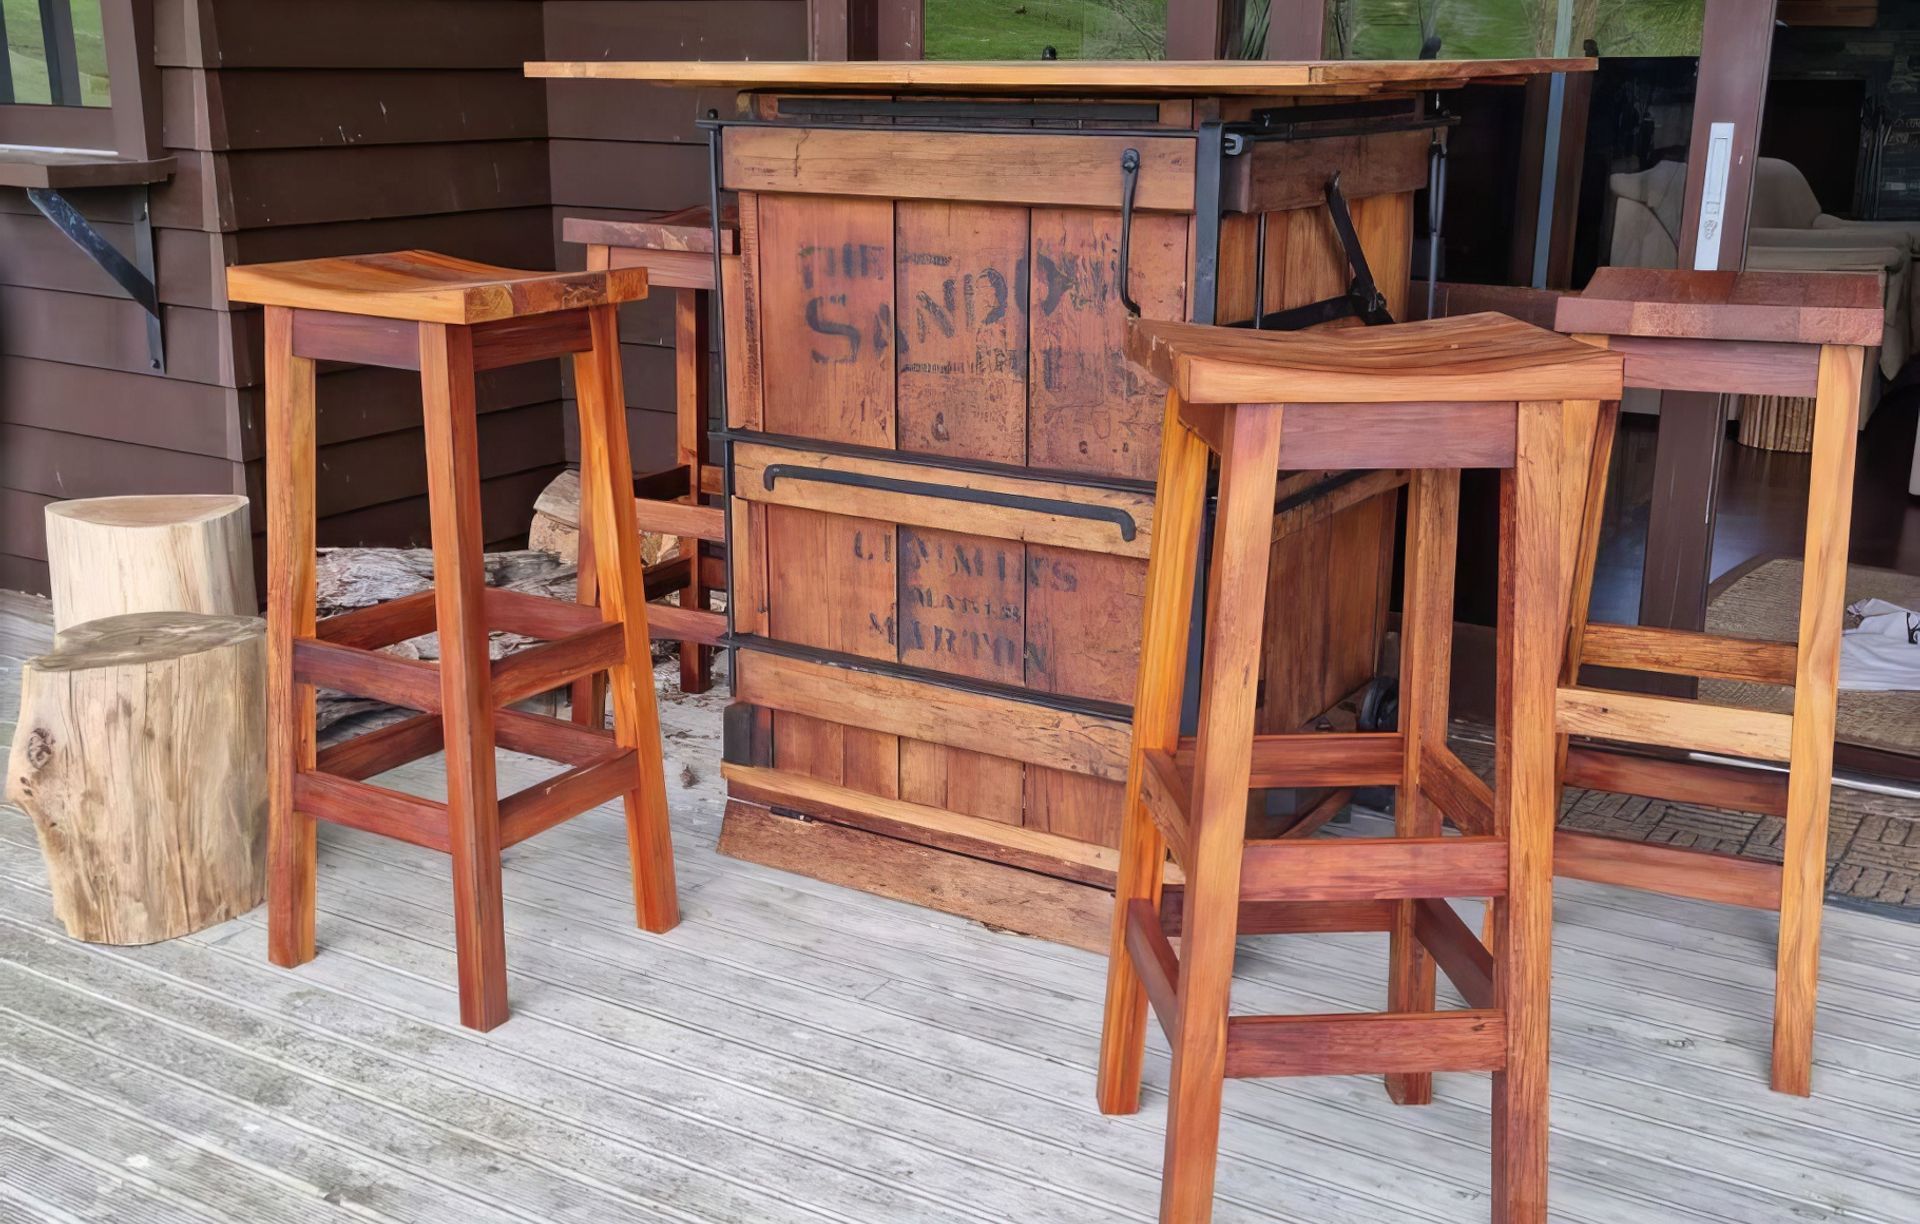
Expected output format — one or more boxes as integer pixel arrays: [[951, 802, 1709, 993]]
[[44, 494, 254, 631], [5, 613, 268, 944]]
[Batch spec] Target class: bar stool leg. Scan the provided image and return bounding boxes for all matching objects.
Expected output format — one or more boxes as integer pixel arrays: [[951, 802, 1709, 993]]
[[570, 478, 604, 729], [265, 306, 320, 969], [676, 287, 714, 694], [1099, 391, 1212, 1116], [1161, 408, 1283, 1224], [571, 241, 612, 730], [1772, 343, 1864, 1096], [1491, 402, 1569, 1224], [1386, 467, 1460, 1106], [419, 322, 511, 1031], [576, 304, 681, 933]]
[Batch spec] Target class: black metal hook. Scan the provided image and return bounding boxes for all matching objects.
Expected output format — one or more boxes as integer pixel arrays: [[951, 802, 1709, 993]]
[[1116, 147, 1142, 317]]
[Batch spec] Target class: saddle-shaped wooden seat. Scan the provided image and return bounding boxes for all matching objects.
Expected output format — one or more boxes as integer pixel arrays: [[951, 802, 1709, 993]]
[[225, 249, 650, 324]]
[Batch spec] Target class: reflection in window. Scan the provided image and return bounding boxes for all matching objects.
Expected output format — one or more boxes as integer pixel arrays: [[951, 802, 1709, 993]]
[[925, 0, 1169, 61], [3, 0, 111, 108], [1330, 0, 1703, 59]]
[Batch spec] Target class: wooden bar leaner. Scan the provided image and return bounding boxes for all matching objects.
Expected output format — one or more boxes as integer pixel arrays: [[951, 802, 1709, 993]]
[[227, 250, 681, 1032], [1099, 313, 1623, 1223], [565, 205, 736, 711], [1552, 267, 1882, 1095]]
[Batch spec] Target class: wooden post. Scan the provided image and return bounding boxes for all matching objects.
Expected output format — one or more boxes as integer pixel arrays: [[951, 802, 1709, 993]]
[[1263, 0, 1327, 58], [1772, 343, 1864, 1095], [1386, 466, 1460, 1106], [1492, 401, 1568, 1224], [576, 305, 681, 935], [263, 307, 318, 971], [1160, 407, 1283, 1224], [1098, 391, 1211, 1116], [419, 321, 510, 1032]]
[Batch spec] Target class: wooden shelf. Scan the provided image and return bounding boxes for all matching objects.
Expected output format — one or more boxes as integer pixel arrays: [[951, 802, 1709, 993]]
[[0, 146, 173, 190]]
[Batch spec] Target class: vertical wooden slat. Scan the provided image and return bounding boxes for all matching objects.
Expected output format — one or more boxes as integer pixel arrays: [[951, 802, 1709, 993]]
[[1386, 466, 1459, 1106], [576, 304, 682, 935], [1491, 400, 1567, 1223], [758, 193, 901, 795], [1098, 391, 1212, 1115], [419, 321, 509, 1032], [1772, 343, 1863, 1096], [892, 200, 1033, 820], [1161, 406, 1283, 1224], [571, 242, 613, 730], [264, 306, 318, 970]]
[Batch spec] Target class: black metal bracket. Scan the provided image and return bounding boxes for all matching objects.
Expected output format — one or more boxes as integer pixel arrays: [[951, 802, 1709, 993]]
[[760, 463, 1138, 542], [1228, 173, 1392, 333], [1116, 147, 1142, 317], [28, 186, 164, 373], [1425, 131, 1449, 322]]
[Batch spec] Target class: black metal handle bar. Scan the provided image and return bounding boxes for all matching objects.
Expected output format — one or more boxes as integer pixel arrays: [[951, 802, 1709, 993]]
[[760, 465, 1138, 542]]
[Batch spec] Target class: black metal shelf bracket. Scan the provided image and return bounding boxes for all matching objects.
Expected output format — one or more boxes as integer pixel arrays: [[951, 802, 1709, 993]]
[[27, 185, 164, 373]]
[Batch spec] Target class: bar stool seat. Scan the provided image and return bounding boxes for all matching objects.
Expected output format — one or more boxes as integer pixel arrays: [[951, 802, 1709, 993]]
[[1100, 313, 1622, 1223], [1132, 312, 1624, 404], [229, 250, 678, 1034], [226, 250, 649, 323]]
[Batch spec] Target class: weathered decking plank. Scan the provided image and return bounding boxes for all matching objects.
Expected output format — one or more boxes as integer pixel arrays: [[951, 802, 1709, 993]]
[[2, 581, 1918, 1222]]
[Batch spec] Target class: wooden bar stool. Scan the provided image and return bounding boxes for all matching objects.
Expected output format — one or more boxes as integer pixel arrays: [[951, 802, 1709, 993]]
[[1552, 268, 1882, 1096], [1099, 314, 1622, 1223], [564, 205, 735, 716], [227, 250, 680, 1032]]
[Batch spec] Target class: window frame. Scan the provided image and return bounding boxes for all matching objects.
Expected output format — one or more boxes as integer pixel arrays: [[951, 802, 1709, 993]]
[[0, 0, 160, 160]]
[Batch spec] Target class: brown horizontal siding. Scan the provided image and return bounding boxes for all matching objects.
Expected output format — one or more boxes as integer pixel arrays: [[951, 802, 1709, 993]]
[[156, 142, 554, 233], [164, 68, 548, 151], [156, 0, 545, 70], [239, 401, 568, 524], [0, 358, 238, 458]]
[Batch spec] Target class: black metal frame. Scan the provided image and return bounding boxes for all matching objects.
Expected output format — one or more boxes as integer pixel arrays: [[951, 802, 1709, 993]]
[[27, 185, 163, 372]]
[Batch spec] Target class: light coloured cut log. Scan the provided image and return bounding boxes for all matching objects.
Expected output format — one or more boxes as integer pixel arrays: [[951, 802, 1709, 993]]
[[5, 612, 267, 944], [44, 494, 254, 632], [527, 468, 681, 567]]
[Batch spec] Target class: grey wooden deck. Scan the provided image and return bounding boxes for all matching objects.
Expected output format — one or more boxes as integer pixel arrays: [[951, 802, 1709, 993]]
[[2, 588, 1917, 1223]]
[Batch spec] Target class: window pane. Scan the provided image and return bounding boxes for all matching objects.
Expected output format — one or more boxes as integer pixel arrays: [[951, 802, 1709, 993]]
[[1330, 0, 1703, 59], [925, 0, 1168, 61], [3, 0, 112, 108]]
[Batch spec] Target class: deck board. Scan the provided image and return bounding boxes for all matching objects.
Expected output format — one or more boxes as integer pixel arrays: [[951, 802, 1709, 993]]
[[3, 589, 1918, 1222]]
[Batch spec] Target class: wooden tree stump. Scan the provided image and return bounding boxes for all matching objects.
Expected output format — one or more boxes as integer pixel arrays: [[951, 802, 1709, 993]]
[[5, 613, 268, 944], [44, 494, 254, 632]]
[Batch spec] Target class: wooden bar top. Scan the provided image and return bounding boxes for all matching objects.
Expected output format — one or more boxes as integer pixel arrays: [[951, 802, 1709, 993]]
[[524, 58, 1595, 96]]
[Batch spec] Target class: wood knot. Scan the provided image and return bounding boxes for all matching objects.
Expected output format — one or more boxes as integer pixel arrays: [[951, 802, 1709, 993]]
[[23, 728, 53, 770]]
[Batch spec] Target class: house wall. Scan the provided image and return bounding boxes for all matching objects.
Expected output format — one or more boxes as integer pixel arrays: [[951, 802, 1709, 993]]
[[3, 0, 804, 597]]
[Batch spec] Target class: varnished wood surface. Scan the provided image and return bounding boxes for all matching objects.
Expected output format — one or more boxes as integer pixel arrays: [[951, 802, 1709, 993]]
[[228, 250, 649, 324], [525, 57, 1597, 95], [1130, 313, 1623, 406], [563, 204, 738, 256], [1557, 268, 1884, 348]]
